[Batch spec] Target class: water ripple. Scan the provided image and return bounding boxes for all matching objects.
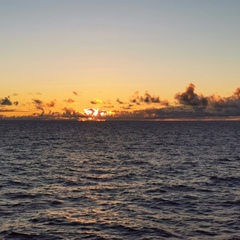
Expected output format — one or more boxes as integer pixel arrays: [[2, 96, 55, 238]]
[[0, 121, 240, 239]]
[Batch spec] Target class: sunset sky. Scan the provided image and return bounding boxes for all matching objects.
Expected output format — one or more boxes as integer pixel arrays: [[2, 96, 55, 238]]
[[1, 0, 240, 120]]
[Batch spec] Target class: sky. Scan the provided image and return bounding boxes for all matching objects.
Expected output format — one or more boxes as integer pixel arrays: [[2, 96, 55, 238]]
[[0, 0, 240, 120]]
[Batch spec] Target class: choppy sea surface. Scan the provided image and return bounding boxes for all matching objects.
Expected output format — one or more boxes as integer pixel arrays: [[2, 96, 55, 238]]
[[0, 120, 240, 240]]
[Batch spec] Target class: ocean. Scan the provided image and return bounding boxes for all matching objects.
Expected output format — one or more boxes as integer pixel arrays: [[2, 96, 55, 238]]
[[0, 120, 239, 240]]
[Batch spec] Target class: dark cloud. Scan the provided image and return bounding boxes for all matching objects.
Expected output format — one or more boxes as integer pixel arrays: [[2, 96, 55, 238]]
[[207, 88, 240, 115], [120, 86, 240, 120], [175, 83, 208, 106], [63, 107, 77, 116], [0, 96, 19, 106], [103, 105, 114, 109], [130, 91, 162, 105], [141, 91, 160, 103], [62, 107, 85, 120], [130, 91, 140, 104], [64, 98, 75, 103], [46, 100, 56, 108], [26, 107, 85, 120], [233, 88, 240, 99], [160, 100, 169, 107], [121, 104, 134, 110], [116, 98, 124, 104], [32, 99, 44, 112], [32, 99, 56, 114], [1, 97, 12, 106], [174, 85, 240, 117], [108, 105, 211, 120], [0, 109, 16, 112], [90, 99, 102, 104], [33, 99, 43, 105]]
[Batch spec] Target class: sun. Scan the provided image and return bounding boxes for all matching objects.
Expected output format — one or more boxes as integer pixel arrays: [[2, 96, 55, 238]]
[[83, 108, 114, 120]]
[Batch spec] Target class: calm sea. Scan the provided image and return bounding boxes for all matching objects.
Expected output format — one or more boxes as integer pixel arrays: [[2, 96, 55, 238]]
[[0, 120, 239, 240]]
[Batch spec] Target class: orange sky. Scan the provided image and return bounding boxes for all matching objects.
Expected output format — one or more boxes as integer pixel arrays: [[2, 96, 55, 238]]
[[1, 1, 240, 120]]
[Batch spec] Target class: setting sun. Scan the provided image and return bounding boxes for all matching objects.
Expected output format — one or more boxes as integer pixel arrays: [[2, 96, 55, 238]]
[[1, 1, 240, 239]]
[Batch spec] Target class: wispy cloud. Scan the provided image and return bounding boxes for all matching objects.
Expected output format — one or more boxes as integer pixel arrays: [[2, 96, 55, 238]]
[[32, 99, 56, 114], [32, 99, 44, 112], [90, 99, 103, 104], [116, 98, 125, 104], [64, 98, 75, 103], [0, 109, 16, 112], [46, 100, 56, 108]]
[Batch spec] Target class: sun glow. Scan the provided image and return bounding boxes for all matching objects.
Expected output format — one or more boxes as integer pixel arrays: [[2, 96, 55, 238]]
[[83, 108, 114, 120]]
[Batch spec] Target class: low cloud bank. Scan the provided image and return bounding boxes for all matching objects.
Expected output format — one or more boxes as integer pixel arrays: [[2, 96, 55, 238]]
[[109, 84, 240, 120], [1, 84, 240, 120]]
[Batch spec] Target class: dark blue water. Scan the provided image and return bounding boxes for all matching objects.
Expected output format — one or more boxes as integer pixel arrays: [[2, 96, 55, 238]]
[[0, 120, 240, 239]]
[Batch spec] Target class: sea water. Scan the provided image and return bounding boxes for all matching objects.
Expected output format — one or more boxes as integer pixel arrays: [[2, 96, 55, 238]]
[[0, 120, 239, 239]]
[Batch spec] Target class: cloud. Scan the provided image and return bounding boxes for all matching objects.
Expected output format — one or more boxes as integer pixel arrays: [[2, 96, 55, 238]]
[[32, 99, 44, 112], [116, 98, 125, 104], [207, 88, 240, 116], [62, 107, 85, 120], [0, 109, 16, 112], [233, 88, 240, 99], [175, 83, 208, 106], [122, 104, 134, 110], [64, 98, 75, 103], [118, 86, 240, 120], [46, 100, 56, 108], [103, 105, 115, 109], [1, 83, 240, 121], [142, 91, 161, 103], [33, 99, 43, 105], [173, 84, 240, 117], [0, 96, 19, 106], [160, 100, 169, 107], [115, 91, 169, 111], [130, 91, 141, 105], [1, 97, 12, 106], [90, 99, 103, 104], [32, 99, 57, 114], [130, 91, 162, 105]]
